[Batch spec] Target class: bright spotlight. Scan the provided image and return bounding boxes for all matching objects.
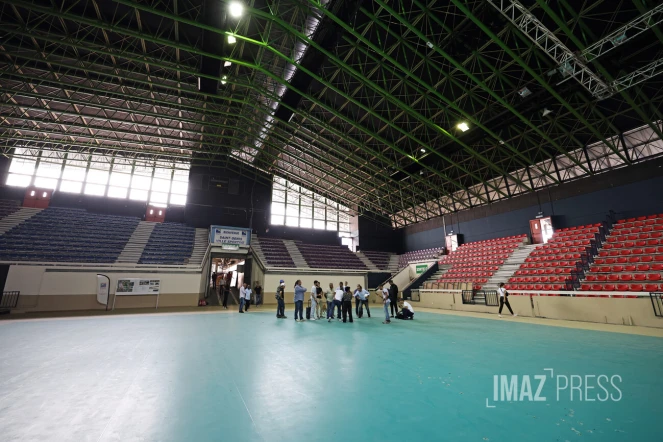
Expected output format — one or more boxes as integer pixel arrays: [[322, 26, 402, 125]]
[[457, 122, 469, 132], [227, 35, 237, 44], [420, 148, 426, 153], [221, 75, 228, 85], [228, 2, 244, 18], [224, 61, 232, 67]]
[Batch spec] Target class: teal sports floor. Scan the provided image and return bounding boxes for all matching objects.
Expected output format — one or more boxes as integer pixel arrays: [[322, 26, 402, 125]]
[[0, 309, 661, 442]]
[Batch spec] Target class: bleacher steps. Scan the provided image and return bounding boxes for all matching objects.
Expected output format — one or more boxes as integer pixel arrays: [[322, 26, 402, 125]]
[[356, 251, 379, 271], [283, 240, 309, 268], [424, 265, 451, 285], [0, 207, 42, 235], [251, 234, 269, 266], [387, 254, 400, 273], [483, 244, 537, 290], [116, 221, 156, 264], [189, 229, 209, 265]]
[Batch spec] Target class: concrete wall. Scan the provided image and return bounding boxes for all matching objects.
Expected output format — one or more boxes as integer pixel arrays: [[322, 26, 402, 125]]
[[417, 291, 663, 328], [261, 273, 367, 305], [6, 265, 203, 312]]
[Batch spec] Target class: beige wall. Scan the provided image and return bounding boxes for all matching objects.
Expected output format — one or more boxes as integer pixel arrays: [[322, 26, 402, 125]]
[[6, 265, 204, 312], [417, 291, 663, 328]]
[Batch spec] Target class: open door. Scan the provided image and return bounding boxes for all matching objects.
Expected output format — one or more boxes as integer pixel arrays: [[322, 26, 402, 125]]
[[530, 219, 543, 244], [530, 216, 553, 244]]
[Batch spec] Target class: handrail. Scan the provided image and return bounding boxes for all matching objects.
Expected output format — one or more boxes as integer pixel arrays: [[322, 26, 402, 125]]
[[0, 260, 203, 272], [260, 266, 368, 273], [413, 288, 650, 298]]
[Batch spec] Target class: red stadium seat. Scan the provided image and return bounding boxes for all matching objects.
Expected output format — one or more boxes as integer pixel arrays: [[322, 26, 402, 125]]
[[585, 275, 596, 282], [611, 265, 623, 272], [581, 283, 591, 291], [616, 284, 629, 291], [645, 284, 659, 291], [637, 264, 651, 272], [624, 265, 637, 272], [653, 264, 663, 271], [596, 274, 607, 282], [608, 274, 620, 282], [619, 274, 633, 281], [591, 284, 603, 291], [604, 284, 615, 291], [641, 256, 653, 263], [616, 257, 628, 264], [629, 284, 643, 292], [620, 249, 631, 256], [633, 274, 646, 281], [647, 274, 662, 281]]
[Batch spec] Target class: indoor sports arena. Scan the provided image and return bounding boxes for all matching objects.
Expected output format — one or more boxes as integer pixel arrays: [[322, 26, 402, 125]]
[[0, 1, 662, 441]]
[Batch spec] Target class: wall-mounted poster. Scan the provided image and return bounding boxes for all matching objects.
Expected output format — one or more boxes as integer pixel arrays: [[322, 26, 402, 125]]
[[116, 279, 160, 295]]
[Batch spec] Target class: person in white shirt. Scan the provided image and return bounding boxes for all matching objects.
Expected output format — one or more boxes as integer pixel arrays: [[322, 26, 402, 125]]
[[498, 282, 516, 318], [378, 284, 390, 324], [354, 284, 370, 318], [239, 283, 247, 313], [396, 297, 414, 320], [330, 285, 344, 322], [244, 284, 252, 311], [310, 280, 320, 320]]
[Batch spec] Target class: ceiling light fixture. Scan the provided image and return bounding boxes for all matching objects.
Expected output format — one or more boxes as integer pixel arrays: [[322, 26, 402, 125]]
[[221, 75, 228, 85], [227, 35, 237, 44], [420, 148, 426, 153], [224, 61, 232, 67], [542, 108, 553, 117], [457, 122, 469, 132], [228, 2, 244, 18]]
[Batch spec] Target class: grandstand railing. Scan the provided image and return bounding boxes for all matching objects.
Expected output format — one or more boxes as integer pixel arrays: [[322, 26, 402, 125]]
[[413, 288, 653, 298], [0, 291, 20, 310], [651, 292, 663, 317]]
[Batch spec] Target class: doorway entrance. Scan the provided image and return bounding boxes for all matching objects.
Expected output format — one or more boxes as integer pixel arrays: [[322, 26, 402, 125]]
[[530, 217, 554, 244], [207, 252, 252, 307]]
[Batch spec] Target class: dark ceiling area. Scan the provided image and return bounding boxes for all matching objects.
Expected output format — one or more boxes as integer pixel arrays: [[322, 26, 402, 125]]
[[1, 0, 662, 227]]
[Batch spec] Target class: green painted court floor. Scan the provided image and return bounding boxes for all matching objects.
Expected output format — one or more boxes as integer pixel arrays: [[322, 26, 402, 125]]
[[0, 310, 661, 442]]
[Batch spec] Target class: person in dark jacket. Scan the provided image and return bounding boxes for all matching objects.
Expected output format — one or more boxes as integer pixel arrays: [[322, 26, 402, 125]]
[[341, 286, 354, 323], [388, 279, 399, 318], [275, 280, 286, 319]]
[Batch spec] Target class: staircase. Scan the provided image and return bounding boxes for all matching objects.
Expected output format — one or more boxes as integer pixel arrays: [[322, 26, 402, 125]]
[[283, 240, 309, 268], [0, 207, 42, 235], [356, 251, 379, 271], [188, 228, 209, 266], [422, 265, 452, 285], [387, 254, 400, 273], [250, 234, 268, 267], [483, 244, 537, 290], [116, 221, 156, 264]]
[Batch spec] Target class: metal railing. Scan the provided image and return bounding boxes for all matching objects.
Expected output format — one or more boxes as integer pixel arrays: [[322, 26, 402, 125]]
[[0, 291, 20, 309], [651, 292, 663, 317], [460, 289, 499, 306]]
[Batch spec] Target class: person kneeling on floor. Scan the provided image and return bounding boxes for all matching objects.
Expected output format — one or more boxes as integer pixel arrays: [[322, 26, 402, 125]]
[[396, 297, 414, 320]]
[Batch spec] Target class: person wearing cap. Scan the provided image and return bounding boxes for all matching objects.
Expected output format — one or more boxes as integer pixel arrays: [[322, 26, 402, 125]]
[[275, 279, 286, 319]]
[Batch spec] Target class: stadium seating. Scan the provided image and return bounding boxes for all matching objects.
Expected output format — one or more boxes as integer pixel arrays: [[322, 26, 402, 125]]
[[297, 242, 368, 270], [256, 237, 295, 267], [139, 222, 195, 265], [437, 234, 527, 290], [399, 247, 444, 268], [361, 250, 391, 270], [0, 206, 139, 263], [505, 224, 602, 293], [0, 199, 20, 219], [580, 214, 663, 294]]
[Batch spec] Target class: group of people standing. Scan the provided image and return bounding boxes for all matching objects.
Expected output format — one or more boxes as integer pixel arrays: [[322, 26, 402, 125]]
[[274, 278, 413, 324]]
